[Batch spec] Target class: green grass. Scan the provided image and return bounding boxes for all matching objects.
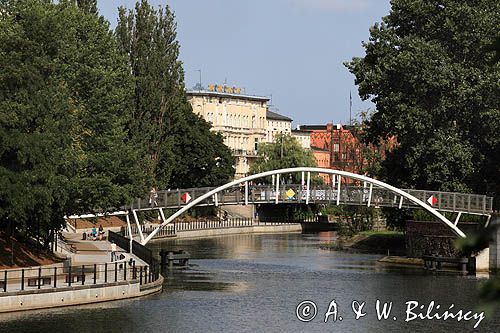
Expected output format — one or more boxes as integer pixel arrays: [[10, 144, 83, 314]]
[[320, 243, 342, 249]]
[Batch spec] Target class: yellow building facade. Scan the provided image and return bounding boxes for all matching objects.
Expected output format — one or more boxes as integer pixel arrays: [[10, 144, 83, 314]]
[[187, 88, 269, 179], [266, 110, 292, 143]]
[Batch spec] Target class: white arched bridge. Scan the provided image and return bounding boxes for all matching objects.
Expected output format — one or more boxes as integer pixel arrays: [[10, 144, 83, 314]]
[[68, 168, 493, 246]]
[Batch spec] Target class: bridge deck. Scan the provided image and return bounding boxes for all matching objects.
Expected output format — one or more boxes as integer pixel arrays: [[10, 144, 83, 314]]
[[123, 185, 493, 215]]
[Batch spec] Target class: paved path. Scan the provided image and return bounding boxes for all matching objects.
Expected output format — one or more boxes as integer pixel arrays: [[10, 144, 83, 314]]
[[62, 232, 146, 266]]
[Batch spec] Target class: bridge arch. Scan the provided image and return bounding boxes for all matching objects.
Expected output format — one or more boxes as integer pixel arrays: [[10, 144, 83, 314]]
[[141, 167, 466, 245]]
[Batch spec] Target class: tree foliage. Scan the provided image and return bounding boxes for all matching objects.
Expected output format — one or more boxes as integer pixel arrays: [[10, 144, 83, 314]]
[[0, 0, 146, 245], [115, 0, 234, 189], [76, 0, 97, 15], [346, 0, 499, 198], [250, 134, 317, 183]]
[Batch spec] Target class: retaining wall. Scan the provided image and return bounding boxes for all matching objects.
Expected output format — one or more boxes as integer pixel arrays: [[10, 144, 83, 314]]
[[0, 276, 163, 313], [405, 220, 480, 257]]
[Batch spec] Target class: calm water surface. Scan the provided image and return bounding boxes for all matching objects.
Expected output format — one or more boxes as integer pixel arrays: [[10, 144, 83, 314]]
[[1, 232, 498, 332]]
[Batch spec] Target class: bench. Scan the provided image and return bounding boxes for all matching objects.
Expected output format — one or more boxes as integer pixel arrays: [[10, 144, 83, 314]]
[[65, 274, 85, 283], [27, 277, 52, 287]]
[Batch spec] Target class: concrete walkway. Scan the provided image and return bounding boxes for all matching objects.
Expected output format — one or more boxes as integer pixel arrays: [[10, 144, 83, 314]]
[[0, 232, 162, 314], [61, 232, 146, 266]]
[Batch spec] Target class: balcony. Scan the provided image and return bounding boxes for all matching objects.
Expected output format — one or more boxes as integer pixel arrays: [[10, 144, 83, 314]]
[[232, 149, 259, 157]]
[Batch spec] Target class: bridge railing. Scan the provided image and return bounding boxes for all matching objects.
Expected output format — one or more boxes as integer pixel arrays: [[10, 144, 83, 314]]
[[404, 189, 493, 213], [123, 184, 493, 215], [259, 216, 321, 223], [124, 224, 176, 238], [108, 231, 160, 283]]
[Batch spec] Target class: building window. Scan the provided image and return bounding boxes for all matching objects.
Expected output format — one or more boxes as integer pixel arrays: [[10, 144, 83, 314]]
[[333, 143, 340, 152]]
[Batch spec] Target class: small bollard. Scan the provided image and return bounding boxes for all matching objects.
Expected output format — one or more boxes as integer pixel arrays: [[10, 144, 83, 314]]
[[81, 265, 85, 285], [68, 266, 72, 286]]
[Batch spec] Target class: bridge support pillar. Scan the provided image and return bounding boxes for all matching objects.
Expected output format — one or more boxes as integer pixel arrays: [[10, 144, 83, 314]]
[[489, 213, 500, 274]]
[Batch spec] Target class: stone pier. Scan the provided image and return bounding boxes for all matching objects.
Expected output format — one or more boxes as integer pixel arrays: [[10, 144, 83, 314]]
[[490, 213, 500, 274]]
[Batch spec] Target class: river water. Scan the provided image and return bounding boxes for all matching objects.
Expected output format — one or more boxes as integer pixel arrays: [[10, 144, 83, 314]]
[[1, 232, 498, 332]]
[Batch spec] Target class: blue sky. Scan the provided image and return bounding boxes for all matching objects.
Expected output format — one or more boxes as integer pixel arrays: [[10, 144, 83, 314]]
[[97, 0, 392, 125]]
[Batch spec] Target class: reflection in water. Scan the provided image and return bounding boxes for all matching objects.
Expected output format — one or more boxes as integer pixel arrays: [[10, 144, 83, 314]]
[[0, 232, 498, 333]]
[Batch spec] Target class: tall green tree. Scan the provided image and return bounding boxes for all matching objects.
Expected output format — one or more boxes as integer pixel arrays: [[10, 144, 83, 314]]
[[346, 0, 499, 199], [115, 0, 234, 189], [250, 134, 317, 183], [76, 0, 97, 15], [167, 100, 234, 188], [0, 0, 145, 246]]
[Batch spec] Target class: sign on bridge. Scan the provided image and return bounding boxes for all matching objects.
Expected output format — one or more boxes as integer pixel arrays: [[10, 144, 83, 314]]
[[182, 193, 192, 204], [427, 195, 438, 206]]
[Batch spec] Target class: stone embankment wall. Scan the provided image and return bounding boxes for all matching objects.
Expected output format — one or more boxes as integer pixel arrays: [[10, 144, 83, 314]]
[[405, 221, 480, 257]]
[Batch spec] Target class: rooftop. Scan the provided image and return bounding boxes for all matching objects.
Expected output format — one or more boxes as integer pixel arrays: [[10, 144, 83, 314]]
[[292, 129, 311, 135], [297, 124, 346, 131], [186, 89, 270, 102], [266, 110, 292, 122]]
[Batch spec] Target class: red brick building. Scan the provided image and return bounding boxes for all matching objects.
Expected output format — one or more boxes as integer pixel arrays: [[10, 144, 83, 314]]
[[298, 123, 395, 183], [311, 147, 330, 183]]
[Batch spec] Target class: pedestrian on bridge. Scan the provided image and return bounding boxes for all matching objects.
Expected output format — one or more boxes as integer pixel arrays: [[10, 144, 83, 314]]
[[149, 187, 158, 207]]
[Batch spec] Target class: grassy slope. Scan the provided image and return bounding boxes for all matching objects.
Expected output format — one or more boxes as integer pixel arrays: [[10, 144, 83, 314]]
[[0, 232, 62, 269]]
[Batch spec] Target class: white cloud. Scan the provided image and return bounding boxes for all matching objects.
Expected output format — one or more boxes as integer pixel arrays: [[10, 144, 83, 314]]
[[290, 0, 370, 13]]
